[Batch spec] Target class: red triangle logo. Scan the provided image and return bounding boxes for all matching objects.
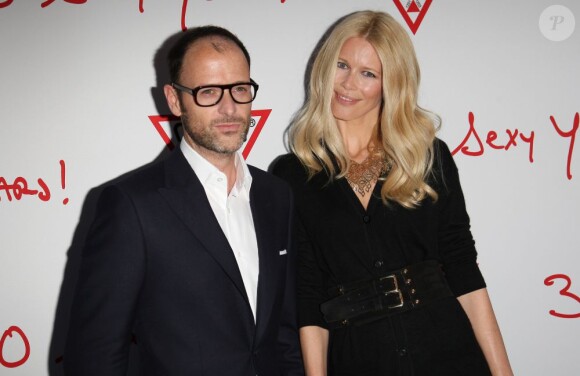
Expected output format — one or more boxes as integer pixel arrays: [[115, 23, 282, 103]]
[[393, 0, 432, 34], [407, 1, 420, 13], [148, 109, 271, 160], [241, 109, 271, 159], [149, 114, 180, 151]]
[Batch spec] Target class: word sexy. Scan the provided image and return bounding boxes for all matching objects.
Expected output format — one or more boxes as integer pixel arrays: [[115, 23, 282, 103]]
[[452, 112, 578, 180], [0, 326, 30, 368], [0, 0, 287, 31], [544, 274, 580, 319], [0, 160, 69, 204]]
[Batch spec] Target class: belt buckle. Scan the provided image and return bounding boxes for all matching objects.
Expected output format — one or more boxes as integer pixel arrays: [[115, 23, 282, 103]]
[[380, 274, 404, 308]]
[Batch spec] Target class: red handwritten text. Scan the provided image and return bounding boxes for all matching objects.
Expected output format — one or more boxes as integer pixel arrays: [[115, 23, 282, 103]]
[[60, 159, 69, 205], [180, 0, 188, 31], [0, 0, 14, 9], [41, 0, 86, 8], [550, 113, 578, 180], [2, 0, 283, 30], [544, 274, 580, 319], [0, 326, 30, 368], [451, 112, 535, 162], [0, 160, 68, 204], [452, 111, 580, 179], [0, 176, 50, 202]]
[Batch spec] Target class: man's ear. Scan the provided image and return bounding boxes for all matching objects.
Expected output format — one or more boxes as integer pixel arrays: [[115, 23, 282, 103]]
[[163, 84, 182, 117]]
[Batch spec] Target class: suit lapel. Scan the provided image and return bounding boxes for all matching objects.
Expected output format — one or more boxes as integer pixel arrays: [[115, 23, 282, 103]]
[[158, 151, 251, 308]]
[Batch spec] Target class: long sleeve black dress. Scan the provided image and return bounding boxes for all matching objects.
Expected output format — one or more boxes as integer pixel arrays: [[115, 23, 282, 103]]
[[272, 139, 491, 375]]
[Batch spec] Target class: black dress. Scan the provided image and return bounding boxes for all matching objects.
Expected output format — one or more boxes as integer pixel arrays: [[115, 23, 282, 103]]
[[271, 139, 491, 376]]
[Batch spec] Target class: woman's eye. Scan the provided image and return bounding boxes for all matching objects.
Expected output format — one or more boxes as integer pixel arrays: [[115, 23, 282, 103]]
[[337, 61, 348, 70], [362, 71, 377, 78]]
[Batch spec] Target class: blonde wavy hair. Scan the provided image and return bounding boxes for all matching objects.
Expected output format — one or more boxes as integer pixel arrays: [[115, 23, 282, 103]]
[[289, 10, 439, 208]]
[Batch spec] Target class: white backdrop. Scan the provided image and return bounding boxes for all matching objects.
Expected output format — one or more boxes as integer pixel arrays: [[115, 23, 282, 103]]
[[1, 1, 579, 375]]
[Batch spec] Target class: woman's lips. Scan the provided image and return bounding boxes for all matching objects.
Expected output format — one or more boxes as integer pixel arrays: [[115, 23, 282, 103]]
[[335, 92, 358, 105]]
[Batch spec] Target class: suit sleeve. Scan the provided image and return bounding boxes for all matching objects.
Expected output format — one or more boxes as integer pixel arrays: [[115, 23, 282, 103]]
[[64, 185, 145, 376], [276, 186, 305, 376]]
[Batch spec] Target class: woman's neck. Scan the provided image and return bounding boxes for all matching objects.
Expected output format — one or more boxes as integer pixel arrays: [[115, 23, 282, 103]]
[[338, 119, 379, 163]]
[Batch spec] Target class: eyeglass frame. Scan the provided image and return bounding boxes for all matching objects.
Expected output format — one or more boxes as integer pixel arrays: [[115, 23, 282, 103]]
[[171, 79, 259, 107]]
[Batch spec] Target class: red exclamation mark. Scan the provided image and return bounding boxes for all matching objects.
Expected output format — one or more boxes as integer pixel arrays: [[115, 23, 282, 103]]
[[60, 160, 69, 205]]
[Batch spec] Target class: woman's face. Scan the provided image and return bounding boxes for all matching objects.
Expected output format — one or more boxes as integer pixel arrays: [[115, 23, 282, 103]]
[[331, 37, 383, 126]]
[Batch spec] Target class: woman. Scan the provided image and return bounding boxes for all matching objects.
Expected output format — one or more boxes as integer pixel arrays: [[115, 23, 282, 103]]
[[272, 10, 513, 376]]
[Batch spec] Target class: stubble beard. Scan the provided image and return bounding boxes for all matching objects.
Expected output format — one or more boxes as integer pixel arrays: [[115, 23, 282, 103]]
[[181, 112, 250, 155]]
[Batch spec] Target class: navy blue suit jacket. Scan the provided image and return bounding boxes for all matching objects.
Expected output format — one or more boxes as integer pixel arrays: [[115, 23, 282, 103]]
[[65, 149, 303, 376]]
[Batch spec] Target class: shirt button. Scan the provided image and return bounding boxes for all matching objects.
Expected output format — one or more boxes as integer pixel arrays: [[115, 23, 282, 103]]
[[398, 348, 408, 357], [217, 177, 223, 182], [363, 215, 371, 223], [374, 260, 384, 268]]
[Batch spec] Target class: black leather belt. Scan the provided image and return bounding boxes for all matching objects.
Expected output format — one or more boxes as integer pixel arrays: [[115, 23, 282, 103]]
[[321, 260, 453, 328]]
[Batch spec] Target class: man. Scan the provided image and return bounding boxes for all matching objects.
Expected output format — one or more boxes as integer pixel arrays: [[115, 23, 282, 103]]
[[64, 26, 303, 376]]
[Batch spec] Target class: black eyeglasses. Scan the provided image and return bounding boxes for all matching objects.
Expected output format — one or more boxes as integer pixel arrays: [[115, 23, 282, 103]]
[[172, 79, 259, 107]]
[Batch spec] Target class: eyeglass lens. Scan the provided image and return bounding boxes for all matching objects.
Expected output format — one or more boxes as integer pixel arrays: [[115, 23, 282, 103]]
[[197, 84, 255, 106]]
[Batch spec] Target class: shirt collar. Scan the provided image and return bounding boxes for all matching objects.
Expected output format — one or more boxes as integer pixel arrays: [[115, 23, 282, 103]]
[[180, 139, 252, 194]]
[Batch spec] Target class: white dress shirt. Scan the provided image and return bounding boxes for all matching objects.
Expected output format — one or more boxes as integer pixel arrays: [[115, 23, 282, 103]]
[[180, 140, 260, 320]]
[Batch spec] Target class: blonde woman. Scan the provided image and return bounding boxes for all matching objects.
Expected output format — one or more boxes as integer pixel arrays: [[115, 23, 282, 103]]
[[272, 11, 512, 376]]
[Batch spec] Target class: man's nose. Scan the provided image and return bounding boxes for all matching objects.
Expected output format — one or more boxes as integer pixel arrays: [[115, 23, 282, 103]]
[[217, 89, 237, 115]]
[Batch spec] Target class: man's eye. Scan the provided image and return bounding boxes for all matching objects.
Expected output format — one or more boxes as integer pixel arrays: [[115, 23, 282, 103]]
[[199, 88, 219, 96], [233, 85, 249, 93]]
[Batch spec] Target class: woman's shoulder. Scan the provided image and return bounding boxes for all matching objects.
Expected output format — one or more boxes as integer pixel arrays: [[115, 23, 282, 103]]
[[269, 153, 310, 187], [429, 137, 455, 171], [433, 137, 453, 161], [430, 137, 462, 195]]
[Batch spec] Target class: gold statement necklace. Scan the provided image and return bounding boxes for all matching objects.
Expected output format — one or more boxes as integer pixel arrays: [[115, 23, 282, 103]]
[[345, 145, 391, 196]]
